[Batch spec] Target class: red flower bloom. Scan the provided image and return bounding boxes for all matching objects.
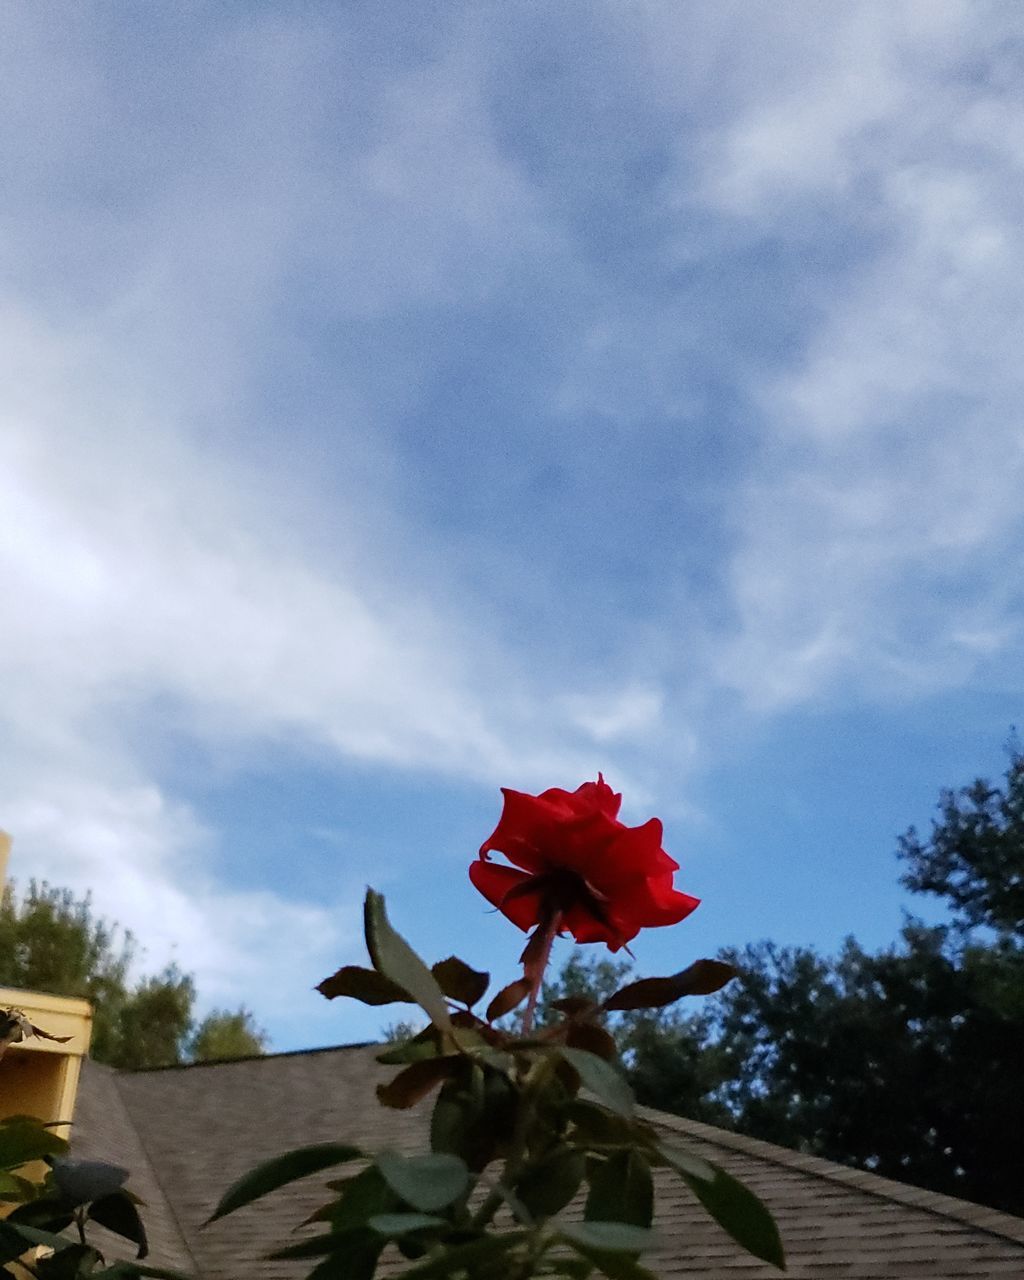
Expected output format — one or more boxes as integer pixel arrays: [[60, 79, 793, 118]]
[[469, 775, 699, 952]]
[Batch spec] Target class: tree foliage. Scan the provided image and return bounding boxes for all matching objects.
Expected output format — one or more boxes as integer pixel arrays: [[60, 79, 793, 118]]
[[898, 741, 1024, 937], [0, 880, 268, 1069], [190, 1007, 269, 1061], [536, 743, 1024, 1217]]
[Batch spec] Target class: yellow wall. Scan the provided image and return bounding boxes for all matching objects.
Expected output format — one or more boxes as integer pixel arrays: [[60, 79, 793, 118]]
[[1, 833, 94, 1133], [0, 989, 93, 1130]]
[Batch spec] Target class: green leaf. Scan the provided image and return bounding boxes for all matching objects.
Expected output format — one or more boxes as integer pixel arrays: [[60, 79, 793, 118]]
[[431, 957, 490, 1008], [560, 1237, 657, 1280], [88, 1192, 148, 1258], [0, 1117, 69, 1170], [368, 1213, 445, 1236], [364, 890, 452, 1032], [0, 1222, 76, 1253], [517, 1146, 586, 1218], [397, 1231, 528, 1280], [560, 1049, 634, 1117], [377, 1058, 456, 1109], [586, 1151, 653, 1229], [268, 1232, 353, 1261], [0, 1172, 35, 1202], [52, 1158, 128, 1206], [568, 1100, 640, 1149], [93, 1265, 193, 1280], [316, 965, 413, 1005], [35, 1243, 102, 1280], [324, 1165, 395, 1233], [486, 976, 532, 1021], [375, 1151, 469, 1213], [677, 1160, 785, 1270], [604, 960, 737, 1011], [206, 1143, 363, 1222], [560, 1222, 655, 1254], [658, 1143, 714, 1183], [3, 1198, 75, 1240], [377, 1028, 442, 1065], [306, 1238, 383, 1280]]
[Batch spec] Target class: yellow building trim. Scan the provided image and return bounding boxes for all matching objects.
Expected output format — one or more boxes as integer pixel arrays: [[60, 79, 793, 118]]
[[0, 834, 94, 1131]]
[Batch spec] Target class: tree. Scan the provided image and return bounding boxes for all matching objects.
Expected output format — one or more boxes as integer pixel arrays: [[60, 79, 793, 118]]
[[190, 1007, 268, 1061], [531, 948, 732, 1126], [0, 879, 268, 1069], [898, 741, 1024, 937], [536, 742, 1024, 1215]]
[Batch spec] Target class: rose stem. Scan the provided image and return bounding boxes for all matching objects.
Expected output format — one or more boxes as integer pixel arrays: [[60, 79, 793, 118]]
[[520, 906, 561, 1036]]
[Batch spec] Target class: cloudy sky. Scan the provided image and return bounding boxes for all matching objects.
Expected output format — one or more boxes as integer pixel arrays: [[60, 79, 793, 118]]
[[2, 2, 1022, 1049]]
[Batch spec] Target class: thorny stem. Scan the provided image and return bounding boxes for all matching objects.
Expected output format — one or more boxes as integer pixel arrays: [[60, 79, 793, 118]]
[[520, 908, 562, 1036], [468, 1052, 559, 1232]]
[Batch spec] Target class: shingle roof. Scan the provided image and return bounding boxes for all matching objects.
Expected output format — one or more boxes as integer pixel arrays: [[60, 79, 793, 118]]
[[72, 1045, 1024, 1280]]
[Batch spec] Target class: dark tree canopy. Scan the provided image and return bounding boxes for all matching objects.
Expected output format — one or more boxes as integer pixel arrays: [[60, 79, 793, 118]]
[[898, 744, 1024, 937], [0, 880, 268, 1069], [536, 741, 1024, 1217]]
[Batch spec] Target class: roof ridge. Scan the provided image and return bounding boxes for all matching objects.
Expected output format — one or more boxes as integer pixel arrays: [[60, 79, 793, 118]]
[[108, 1069, 201, 1273], [119, 1040, 376, 1074], [642, 1106, 1024, 1247]]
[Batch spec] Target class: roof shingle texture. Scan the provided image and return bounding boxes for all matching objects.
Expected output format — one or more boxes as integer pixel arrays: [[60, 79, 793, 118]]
[[73, 1046, 1024, 1279]]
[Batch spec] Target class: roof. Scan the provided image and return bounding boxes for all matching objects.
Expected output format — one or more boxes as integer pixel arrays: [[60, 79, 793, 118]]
[[72, 1044, 1024, 1280]]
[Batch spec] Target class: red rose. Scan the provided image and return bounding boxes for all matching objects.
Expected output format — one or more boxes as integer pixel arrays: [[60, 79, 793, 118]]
[[469, 775, 699, 952]]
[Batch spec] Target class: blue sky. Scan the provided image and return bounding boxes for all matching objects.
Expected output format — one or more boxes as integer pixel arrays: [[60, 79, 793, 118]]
[[2, 2, 1022, 1049]]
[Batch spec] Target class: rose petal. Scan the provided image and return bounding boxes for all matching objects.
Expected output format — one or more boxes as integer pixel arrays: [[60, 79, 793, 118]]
[[468, 860, 544, 932], [561, 900, 631, 950]]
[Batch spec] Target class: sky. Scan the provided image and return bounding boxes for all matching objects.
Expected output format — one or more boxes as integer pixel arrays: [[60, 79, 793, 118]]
[[2, 1, 1022, 1051]]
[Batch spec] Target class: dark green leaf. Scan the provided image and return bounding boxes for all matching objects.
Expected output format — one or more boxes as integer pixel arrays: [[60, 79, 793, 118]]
[[0, 1118, 69, 1170], [368, 1213, 445, 1236], [377, 1057, 456, 1109], [364, 890, 451, 1032], [568, 1100, 640, 1149], [316, 965, 412, 1005], [431, 957, 490, 1008], [586, 1151, 652, 1229], [206, 1143, 363, 1222], [306, 1238, 382, 1280], [324, 1165, 395, 1233], [52, 1158, 128, 1206], [35, 1243, 101, 1280], [560, 1049, 634, 1117], [560, 1237, 657, 1280], [543, 1254, 594, 1280], [375, 1151, 469, 1212], [560, 1222, 655, 1254], [678, 1161, 785, 1270], [1, 1222, 76, 1253], [88, 1192, 148, 1258], [397, 1231, 528, 1280], [486, 977, 532, 1021], [517, 1146, 586, 1217], [268, 1232, 354, 1261], [93, 1266, 192, 1280], [658, 1144, 714, 1183], [377, 1028, 442, 1065], [3, 1197, 75, 1239], [0, 1172, 35, 1202], [604, 961, 737, 1011]]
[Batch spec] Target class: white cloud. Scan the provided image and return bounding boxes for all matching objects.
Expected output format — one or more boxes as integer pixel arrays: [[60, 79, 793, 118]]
[[685, 5, 1024, 710], [0, 299, 612, 1017]]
